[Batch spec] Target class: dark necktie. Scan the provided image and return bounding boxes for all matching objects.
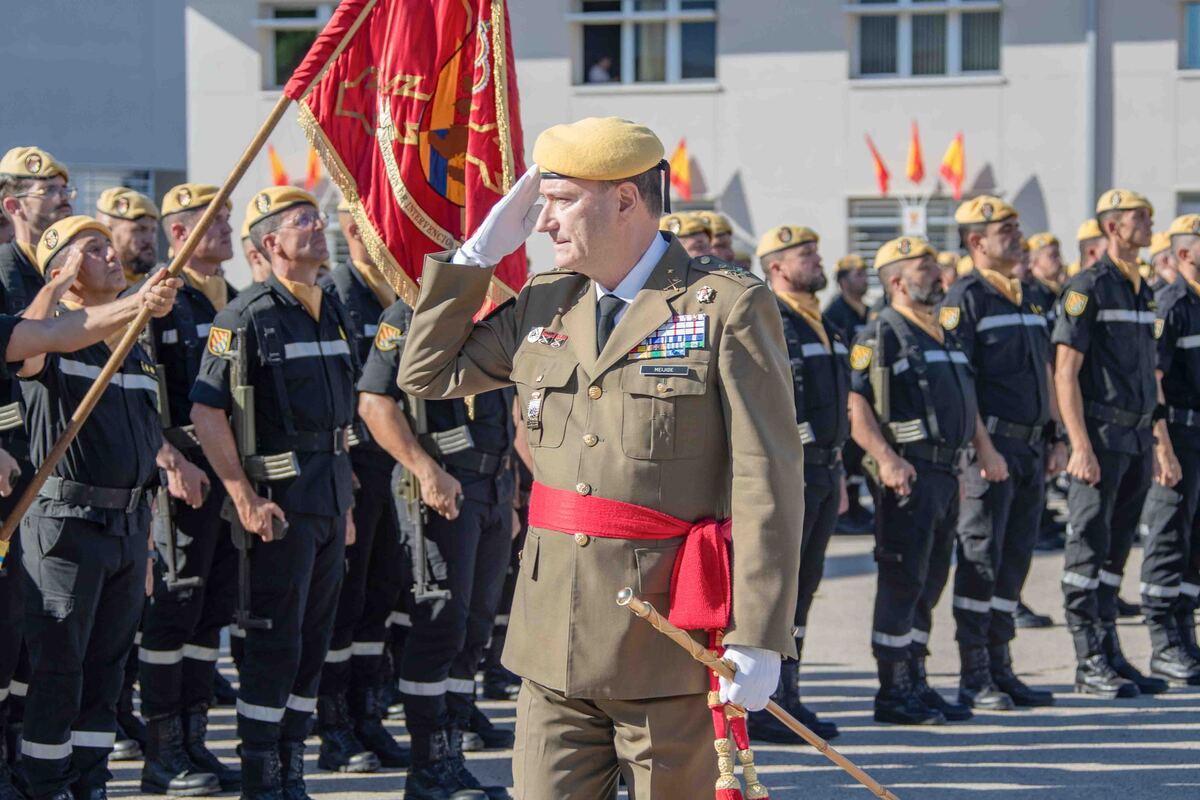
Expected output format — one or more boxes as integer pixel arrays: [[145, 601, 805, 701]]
[[596, 293, 624, 354]]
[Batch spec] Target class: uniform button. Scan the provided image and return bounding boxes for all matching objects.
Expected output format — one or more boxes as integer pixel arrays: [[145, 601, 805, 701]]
[[700, 256, 711, 264], [655, 382, 668, 394], [575, 482, 591, 496], [574, 532, 590, 546], [588, 385, 603, 400], [582, 434, 598, 447], [536, 374, 544, 383]]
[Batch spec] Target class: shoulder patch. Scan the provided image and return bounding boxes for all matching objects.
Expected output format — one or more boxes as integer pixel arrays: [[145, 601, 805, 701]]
[[850, 344, 873, 370], [374, 321, 404, 352], [1064, 291, 1088, 317], [1154, 318, 1164, 339], [206, 326, 233, 357], [938, 306, 961, 331]]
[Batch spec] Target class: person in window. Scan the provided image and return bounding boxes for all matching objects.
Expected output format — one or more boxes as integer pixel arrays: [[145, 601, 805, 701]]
[[587, 55, 613, 83]]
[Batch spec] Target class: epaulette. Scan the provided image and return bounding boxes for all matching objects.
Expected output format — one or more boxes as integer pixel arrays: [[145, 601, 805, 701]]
[[690, 254, 763, 286]]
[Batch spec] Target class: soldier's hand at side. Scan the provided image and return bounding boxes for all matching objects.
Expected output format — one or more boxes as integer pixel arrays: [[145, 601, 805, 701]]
[[837, 472, 850, 515], [459, 163, 543, 267], [236, 494, 286, 541], [978, 445, 1009, 483], [718, 646, 781, 712], [138, 270, 182, 318], [345, 508, 357, 547], [420, 465, 463, 521], [1066, 444, 1100, 486], [165, 457, 210, 509], [1046, 440, 1068, 476], [0, 449, 19, 497], [1154, 441, 1182, 488], [879, 453, 916, 497]]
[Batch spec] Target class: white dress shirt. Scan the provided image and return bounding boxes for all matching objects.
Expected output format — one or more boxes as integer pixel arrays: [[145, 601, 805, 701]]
[[596, 232, 670, 326]]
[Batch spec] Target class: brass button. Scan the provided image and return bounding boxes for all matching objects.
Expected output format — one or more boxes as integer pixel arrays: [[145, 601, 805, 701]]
[[582, 434, 598, 447], [588, 385, 603, 400], [574, 532, 590, 546], [575, 482, 591, 496], [655, 382, 668, 394]]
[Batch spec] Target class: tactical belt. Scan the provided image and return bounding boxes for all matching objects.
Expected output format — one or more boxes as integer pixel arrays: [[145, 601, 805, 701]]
[[985, 416, 1042, 447], [40, 476, 150, 512], [804, 444, 842, 468], [261, 428, 351, 455], [1166, 406, 1200, 429], [1084, 400, 1153, 431], [163, 425, 202, 451], [441, 450, 505, 477], [898, 442, 962, 467]]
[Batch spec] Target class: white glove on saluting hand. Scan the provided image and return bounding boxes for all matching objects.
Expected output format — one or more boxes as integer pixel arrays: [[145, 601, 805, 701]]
[[457, 163, 544, 268], [718, 645, 781, 712]]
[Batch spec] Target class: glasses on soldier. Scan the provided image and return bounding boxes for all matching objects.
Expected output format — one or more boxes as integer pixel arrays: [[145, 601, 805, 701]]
[[278, 210, 327, 231], [13, 184, 77, 202]]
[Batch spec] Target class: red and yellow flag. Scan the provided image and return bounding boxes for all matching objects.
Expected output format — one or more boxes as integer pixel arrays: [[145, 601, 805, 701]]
[[304, 146, 322, 191], [267, 144, 290, 186], [865, 134, 890, 196], [906, 121, 925, 184], [939, 132, 966, 200], [669, 138, 691, 201], [284, 0, 526, 303]]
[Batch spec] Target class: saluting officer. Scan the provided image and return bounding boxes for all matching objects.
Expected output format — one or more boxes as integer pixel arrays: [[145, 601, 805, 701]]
[[848, 236, 977, 726], [939, 197, 1063, 711], [96, 188, 160, 286], [753, 224, 848, 744], [190, 187, 358, 800], [136, 184, 241, 796], [1053, 189, 1171, 698]]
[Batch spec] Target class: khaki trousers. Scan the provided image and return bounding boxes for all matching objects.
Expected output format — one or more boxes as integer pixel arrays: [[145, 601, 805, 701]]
[[513, 679, 718, 799]]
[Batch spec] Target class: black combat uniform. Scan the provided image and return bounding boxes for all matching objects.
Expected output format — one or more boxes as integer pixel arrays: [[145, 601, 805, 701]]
[[824, 293, 872, 535], [823, 293, 868, 342], [0, 313, 26, 800], [191, 274, 357, 798]]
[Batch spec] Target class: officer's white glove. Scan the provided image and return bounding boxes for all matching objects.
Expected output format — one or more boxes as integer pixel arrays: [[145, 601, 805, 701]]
[[718, 645, 781, 712], [455, 163, 543, 268]]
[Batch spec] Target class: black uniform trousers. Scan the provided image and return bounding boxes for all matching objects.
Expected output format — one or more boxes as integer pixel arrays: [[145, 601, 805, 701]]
[[1139, 440, 1200, 643], [236, 512, 344, 749], [0, 464, 32, 729], [1063, 444, 1153, 637], [319, 458, 405, 696], [139, 460, 238, 719], [953, 439, 1046, 648], [871, 462, 958, 663], [793, 466, 840, 654], [400, 477, 511, 734], [18, 512, 147, 798]]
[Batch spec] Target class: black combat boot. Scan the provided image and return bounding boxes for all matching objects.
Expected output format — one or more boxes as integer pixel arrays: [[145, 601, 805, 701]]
[[115, 676, 146, 761], [240, 747, 285, 800], [1176, 609, 1200, 661], [461, 704, 515, 751], [448, 728, 509, 799], [72, 786, 108, 800], [911, 655, 974, 720], [953, 646, 1010, 713], [873, 660, 944, 726], [1146, 616, 1200, 687], [480, 667, 520, 702], [1071, 624, 1137, 698], [278, 740, 311, 800], [1101, 623, 1168, 694], [779, 659, 838, 740], [316, 694, 380, 773], [747, 678, 801, 744], [112, 718, 143, 762], [139, 715, 221, 797], [0, 720, 22, 800], [402, 730, 486, 800], [988, 644, 1054, 706], [182, 704, 242, 790], [349, 685, 411, 768]]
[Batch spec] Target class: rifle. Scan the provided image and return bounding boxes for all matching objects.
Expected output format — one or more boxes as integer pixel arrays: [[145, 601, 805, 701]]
[[222, 325, 297, 631]]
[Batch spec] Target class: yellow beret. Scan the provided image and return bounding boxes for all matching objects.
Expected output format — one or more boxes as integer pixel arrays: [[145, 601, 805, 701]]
[[755, 225, 818, 259], [244, 186, 319, 232], [161, 183, 230, 217], [1166, 214, 1200, 239], [96, 187, 158, 221], [936, 251, 959, 268], [836, 254, 865, 273], [1148, 231, 1173, 258], [660, 212, 708, 238], [1076, 218, 1103, 241], [694, 210, 731, 236], [1095, 188, 1152, 216], [0, 146, 68, 181], [1026, 232, 1059, 251], [1066, 260, 1082, 276], [534, 117, 664, 181], [36, 215, 111, 273], [873, 236, 935, 270], [957, 254, 974, 275], [954, 195, 1018, 225]]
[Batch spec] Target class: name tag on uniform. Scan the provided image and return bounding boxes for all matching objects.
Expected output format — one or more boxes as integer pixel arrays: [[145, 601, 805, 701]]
[[628, 314, 707, 360], [639, 364, 689, 376]]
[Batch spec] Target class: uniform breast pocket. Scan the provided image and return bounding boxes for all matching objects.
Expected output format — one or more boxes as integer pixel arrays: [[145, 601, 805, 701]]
[[619, 353, 711, 460], [511, 354, 578, 449]]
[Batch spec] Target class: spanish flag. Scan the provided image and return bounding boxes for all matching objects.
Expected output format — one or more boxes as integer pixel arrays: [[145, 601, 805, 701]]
[[267, 144, 290, 187], [669, 138, 692, 201], [865, 134, 890, 196], [939, 132, 965, 200], [304, 146, 322, 191], [906, 121, 925, 184]]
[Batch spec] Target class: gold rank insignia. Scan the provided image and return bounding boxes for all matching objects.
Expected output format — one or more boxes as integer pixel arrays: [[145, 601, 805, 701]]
[[1155, 318, 1164, 339], [938, 306, 961, 331], [374, 322, 404, 351], [206, 326, 232, 356], [1064, 290, 1088, 317], [850, 344, 873, 370]]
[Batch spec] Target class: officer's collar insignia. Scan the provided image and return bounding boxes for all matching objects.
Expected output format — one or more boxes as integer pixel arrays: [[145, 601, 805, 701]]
[[1154, 318, 1164, 339], [25, 154, 42, 174], [255, 193, 271, 214], [849, 343, 872, 370], [696, 285, 716, 304], [177, 188, 192, 208], [526, 325, 568, 348], [778, 227, 793, 244], [1064, 290, 1088, 317], [374, 321, 404, 351], [898, 238, 911, 255], [206, 326, 233, 356], [44, 229, 59, 250], [938, 306, 960, 331]]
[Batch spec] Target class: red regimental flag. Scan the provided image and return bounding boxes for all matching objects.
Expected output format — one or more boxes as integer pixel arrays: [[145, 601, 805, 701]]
[[284, 0, 526, 305]]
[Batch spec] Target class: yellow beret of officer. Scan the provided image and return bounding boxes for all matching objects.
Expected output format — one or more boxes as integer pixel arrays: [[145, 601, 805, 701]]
[[244, 186, 319, 231], [1095, 188, 1152, 216], [97, 188, 158, 221], [660, 212, 707, 238], [957, 254, 974, 275], [1026, 232, 1059, 251], [873, 236, 935, 270], [1066, 260, 1082, 277], [954, 195, 1018, 225], [0, 146, 69, 181], [694, 210, 731, 236], [534, 117, 665, 181], [836, 254, 865, 273], [36, 215, 111, 274], [755, 225, 818, 259], [1166, 214, 1200, 239], [161, 183, 230, 217], [1076, 218, 1103, 241]]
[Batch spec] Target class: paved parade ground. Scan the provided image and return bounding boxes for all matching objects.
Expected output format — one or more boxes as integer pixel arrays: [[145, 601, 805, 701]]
[[112, 535, 1200, 799]]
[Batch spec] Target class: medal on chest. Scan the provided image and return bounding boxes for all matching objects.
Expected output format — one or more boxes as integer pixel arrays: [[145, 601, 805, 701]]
[[627, 314, 707, 360]]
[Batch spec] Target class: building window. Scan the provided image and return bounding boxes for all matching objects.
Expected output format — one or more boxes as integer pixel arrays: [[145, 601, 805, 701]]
[[1184, 2, 1200, 69], [255, 3, 335, 90], [847, 196, 959, 289], [848, 0, 1001, 79], [571, 0, 717, 86]]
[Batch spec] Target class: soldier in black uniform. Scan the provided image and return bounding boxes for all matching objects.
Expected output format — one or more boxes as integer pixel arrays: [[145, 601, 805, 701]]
[[939, 197, 1063, 712], [1136, 213, 1200, 686], [1053, 188, 1171, 698], [748, 225, 848, 744], [136, 184, 243, 796], [190, 187, 358, 800], [96, 188, 160, 287], [848, 236, 977, 726], [358, 300, 513, 800], [16, 216, 181, 800], [315, 199, 409, 772]]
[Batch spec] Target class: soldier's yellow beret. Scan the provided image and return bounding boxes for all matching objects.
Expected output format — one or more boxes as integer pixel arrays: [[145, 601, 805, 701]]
[[1076, 219, 1103, 241], [936, 251, 959, 268], [954, 195, 1018, 225], [1166, 214, 1200, 239], [873, 236, 935, 270], [1026, 232, 1059, 251], [694, 210, 731, 236], [0, 146, 68, 181], [244, 186, 319, 231], [957, 254, 974, 275], [96, 187, 158, 221], [755, 225, 818, 259], [1095, 188, 1152, 216], [533, 117, 664, 181], [36, 215, 110, 273], [660, 212, 708, 238], [836, 254, 866, 273], [161, 183, 230, 217], [1149, 231, 1173, 258], [1066, 260, 1082, 276]]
